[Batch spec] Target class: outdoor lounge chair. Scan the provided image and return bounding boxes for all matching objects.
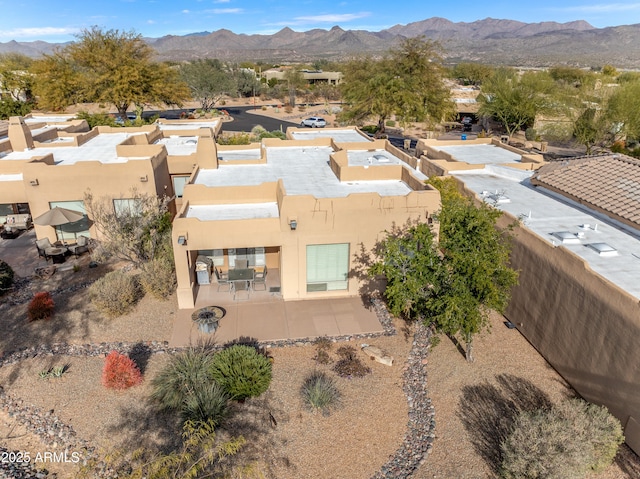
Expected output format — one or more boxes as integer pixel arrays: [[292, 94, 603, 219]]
[[68, 235, 89, 258], [233, 279, 250, 301], [35, 238, 54, 260]]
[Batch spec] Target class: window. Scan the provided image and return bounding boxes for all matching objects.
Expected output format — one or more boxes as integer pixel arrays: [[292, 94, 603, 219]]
[[49, 200, 90, 241], [172, 176, 190, 198], [0, 204, 13, 225], [228, 247, 265, 267], [113, 198, 142, 217], [306, 243, 349, 292]]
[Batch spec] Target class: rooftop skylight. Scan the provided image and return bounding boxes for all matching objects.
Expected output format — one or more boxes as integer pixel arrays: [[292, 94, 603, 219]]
[[551, 231, 582, 244], [587, 243, 618, 257]]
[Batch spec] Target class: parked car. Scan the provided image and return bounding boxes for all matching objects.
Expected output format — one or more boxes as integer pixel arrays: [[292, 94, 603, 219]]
[[300, 117, 326, 128]]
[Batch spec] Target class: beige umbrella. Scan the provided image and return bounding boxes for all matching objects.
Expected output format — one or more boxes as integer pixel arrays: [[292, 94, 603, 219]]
[[34, 207, 86, 240]]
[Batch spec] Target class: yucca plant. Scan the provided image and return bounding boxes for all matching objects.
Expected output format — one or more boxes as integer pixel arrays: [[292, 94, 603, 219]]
[[151, 348, 216, 411], [181, 381, 230, 425], [210, 345, 272, 401], [301, 371, 341, 413]]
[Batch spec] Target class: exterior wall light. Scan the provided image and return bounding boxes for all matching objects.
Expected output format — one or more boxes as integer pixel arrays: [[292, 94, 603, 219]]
[[178, 235, 187, 245], [289, 219, 297, 231], [139, 175, 148, 182], [29, 179, 39, 186]]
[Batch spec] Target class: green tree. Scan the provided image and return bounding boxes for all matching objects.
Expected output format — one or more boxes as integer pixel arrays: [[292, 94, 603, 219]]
[[179, 59, 235, 112], [340, 37, 452, 133], [0, 98, 32, 119], [607, 79, 640, 143], [451, 62, 495, 86], [572, 107, 609, 154], [283, 68, 306, 107], [0, 53, 34, 101], [32, 27, 190, 121], [370, 177, 518, 362], [234, 67, 262, 98], [478, 68, 555, 138]]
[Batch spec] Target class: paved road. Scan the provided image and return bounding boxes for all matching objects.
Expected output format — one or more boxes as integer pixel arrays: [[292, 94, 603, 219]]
[[150, 106, 418, 150]]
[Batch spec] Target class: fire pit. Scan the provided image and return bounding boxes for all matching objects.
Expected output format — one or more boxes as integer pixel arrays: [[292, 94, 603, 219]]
[[191, 306, 226, 333]]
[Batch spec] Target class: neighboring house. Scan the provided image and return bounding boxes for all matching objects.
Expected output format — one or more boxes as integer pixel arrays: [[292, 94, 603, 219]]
[[0, 115, 221, 243], [172, 127, 440, 309], [420, 143, 640, 455], [261, 68, 343, 85]]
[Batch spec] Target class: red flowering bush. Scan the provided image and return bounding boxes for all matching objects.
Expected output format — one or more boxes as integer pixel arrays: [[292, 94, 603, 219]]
[[102, 351, 143, 390], [27, 292, 55, 321]]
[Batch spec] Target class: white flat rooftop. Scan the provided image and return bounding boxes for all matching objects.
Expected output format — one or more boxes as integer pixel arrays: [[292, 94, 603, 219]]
[[436, 144, 522, 165], [0, 173, 22, 182], [158, 120, 220, 131], [453, 168, 640, 299], [290, 129, 372, 143], [217, 149, 262, 161], [1, 132, 150, 165], [155, 136, 198, 156], [348, 149, 428, 181], [186, 202, 279, 221], [24, 115, 76, 123], [194, 145, 414, 198]]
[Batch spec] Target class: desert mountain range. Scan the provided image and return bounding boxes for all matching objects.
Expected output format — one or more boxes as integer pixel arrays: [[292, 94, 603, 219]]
[[2, 17, 640, 68]]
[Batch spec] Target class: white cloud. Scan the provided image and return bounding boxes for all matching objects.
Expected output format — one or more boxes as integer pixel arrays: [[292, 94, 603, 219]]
[[0, 27, 80, 39], [214, 0, 231, 3], [293, 12, 371, 23], [147, 20, 156, 24], [206, 8, 244, 14], [182, 9, 190, 14]]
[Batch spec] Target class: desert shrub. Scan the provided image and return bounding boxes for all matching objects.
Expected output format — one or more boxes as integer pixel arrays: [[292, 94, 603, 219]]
[[151, 348, 217, 410], [500, 398, 624, 479], [210, 345, 272, 401], [139, 258, 176, 299], [313, 336, 333, 364], [525, 127, 537, 141], [89, 270, 141, 317], [333, 345, 371, 378], [284, 105, 293, 113], [386, 120, 396, 127], [0, 259, 15, 294], [102, 351, 143, 390], [27, 291, 55, 321], [181, 381, 230, 424], [360, 125, 379, 134], [301, 371, 341, 412], [217, 133, 251, 145]]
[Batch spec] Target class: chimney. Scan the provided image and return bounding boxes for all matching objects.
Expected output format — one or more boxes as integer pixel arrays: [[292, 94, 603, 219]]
[[8, 116, 34, 151]]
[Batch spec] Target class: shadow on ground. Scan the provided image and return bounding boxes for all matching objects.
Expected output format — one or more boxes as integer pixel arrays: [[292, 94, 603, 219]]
[[457, 373, 557, 473]]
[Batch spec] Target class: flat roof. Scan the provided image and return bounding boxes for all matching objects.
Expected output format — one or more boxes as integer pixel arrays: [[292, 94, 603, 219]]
[[217, 148, 262, 161], [0, 173, 22, 182], [155, 136, 198, 156], [2, 132, 150, 165], [194, 145, 414, 198], [435, 144, 522, 165], [24, 115, 76, 124], [186, 202, 279, 221], [290, 129, 372, 143], [453, 168, 640, 299], [157, 120, 220, 131]]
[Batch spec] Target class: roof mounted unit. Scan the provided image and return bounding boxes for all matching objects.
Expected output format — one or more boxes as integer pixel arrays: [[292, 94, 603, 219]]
[[551, 231, 582, 244], [587, 243, 618, 257]]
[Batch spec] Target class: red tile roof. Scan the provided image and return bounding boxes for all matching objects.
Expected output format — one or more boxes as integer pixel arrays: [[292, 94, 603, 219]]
[[531, 154, 640, 231]]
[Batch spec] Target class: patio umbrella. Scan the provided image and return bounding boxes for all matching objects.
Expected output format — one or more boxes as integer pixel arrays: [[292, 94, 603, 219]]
[[33, 207, 86, 240]]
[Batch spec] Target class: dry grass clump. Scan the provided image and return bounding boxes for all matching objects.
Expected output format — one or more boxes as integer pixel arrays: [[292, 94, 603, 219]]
[[89, 270, 141, 317]]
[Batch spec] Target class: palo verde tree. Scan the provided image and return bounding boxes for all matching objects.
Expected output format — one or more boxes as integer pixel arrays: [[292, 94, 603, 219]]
[[370, 177, 518, 362], [31, 27, 190, 121], [478, 68, 555, 138], [179, 59, 235, 112], [340, 37, 453, 134]]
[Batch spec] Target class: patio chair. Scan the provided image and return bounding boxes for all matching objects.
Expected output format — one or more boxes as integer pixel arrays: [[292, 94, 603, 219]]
[[234, 259, 248, 269], [253, 265, 268, 291], [215, 267, 231, 292], [68, 235, 89, 258], [233, 280, 250, 301], [35, 238, 54, 260]]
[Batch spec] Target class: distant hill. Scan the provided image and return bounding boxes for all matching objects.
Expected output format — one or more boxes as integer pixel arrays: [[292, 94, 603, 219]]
[[2, 17, 640, 68]]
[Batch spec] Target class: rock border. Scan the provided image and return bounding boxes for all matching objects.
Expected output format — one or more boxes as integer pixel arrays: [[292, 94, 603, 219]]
[[0, 297, 435, 479]]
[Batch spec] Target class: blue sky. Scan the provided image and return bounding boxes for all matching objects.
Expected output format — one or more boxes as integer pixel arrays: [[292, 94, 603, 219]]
[[1, 0, 640, 42]]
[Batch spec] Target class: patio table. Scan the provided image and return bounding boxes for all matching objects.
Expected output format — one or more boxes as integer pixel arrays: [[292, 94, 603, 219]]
[[228, 268, 255, 290], [45, 246, 67, 264]]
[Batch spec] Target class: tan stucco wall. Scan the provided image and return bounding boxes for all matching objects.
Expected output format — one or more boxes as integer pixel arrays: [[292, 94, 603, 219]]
[[173, 187, 441, 308]]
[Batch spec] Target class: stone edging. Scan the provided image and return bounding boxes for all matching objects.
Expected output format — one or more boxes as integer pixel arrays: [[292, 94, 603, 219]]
[[0, 298, 435, 478]]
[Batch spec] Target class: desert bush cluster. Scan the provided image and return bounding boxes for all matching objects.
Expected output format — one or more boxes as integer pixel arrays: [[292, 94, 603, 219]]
[[500, 398, 624, 479], [102, 350, 143, 390], [89, 270, 141, 317], [152, 343, 272, 424], [0, 259, 14, 294]]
